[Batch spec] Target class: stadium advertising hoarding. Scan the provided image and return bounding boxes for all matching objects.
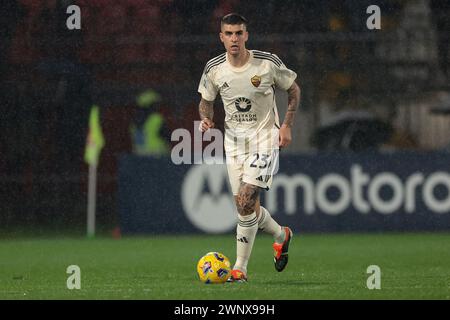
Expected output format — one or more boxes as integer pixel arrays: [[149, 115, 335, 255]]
[[118, 152, 450, 234]]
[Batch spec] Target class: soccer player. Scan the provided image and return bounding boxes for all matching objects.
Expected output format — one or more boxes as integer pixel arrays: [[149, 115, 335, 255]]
[[197, 13, 301, 282]]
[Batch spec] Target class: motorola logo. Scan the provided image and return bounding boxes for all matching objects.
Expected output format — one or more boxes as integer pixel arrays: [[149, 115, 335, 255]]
[[181, 164, 236, 233], [265, 164, 450, 216]]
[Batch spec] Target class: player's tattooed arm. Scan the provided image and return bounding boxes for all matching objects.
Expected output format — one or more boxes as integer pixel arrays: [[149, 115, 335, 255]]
[[279, 81, 300, 148], [282, 81, 301, 128], [199, 98, 215, 132], [236, 183, 260, 216], [199, 98, 214, 121]]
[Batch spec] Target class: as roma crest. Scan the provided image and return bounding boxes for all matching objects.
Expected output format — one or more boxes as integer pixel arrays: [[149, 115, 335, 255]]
[[251, 75, 261, 87]]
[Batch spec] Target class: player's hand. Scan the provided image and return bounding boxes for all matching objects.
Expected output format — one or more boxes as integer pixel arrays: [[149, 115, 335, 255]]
[[279, 124, 292, 148], [199, 118, 215, 132]]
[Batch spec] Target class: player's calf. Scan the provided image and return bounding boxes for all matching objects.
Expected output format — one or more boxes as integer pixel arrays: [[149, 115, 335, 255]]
[[233, 182, 260, 274]]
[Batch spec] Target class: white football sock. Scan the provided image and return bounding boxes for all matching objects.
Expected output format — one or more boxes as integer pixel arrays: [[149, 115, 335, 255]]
[[258, 206, 285, 244], [234, 212, 258, 274]]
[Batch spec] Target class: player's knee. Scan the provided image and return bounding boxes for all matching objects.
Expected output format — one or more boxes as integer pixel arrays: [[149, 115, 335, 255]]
[[236, 183, 259, 216], [236, 198, 255, 216]]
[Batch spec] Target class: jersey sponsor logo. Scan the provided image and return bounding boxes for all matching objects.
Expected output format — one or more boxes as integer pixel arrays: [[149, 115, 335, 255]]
[[234, 97, 252, 112], [231, 113, 257, 123], [251, 75, 261, 87]]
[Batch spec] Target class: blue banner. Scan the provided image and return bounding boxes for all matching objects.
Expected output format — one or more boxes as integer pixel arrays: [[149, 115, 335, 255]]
[[118, 152, 450, 234]]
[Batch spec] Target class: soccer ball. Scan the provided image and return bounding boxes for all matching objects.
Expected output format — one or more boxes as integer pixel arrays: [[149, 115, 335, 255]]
[[197, 252, 231, 284]]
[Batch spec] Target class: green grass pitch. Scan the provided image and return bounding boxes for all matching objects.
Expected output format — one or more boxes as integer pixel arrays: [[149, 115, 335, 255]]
[[1, 233, 449, 299]]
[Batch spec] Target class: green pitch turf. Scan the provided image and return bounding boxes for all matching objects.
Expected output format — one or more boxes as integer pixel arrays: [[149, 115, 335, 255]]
[[0, 233, 449, 299]]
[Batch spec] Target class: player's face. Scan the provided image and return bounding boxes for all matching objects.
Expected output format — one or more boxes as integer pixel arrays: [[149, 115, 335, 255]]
[[220, 24, 248, 56]]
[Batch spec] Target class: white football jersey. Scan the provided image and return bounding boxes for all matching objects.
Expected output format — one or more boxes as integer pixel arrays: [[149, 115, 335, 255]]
[[198, 50, 297, 156]]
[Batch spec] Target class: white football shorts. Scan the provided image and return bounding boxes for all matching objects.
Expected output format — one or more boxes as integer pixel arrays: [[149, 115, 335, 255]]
[[226, 149, 279, 196]]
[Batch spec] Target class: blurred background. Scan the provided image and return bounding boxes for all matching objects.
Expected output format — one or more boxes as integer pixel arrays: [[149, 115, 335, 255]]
[[1, 0, 449, 236]]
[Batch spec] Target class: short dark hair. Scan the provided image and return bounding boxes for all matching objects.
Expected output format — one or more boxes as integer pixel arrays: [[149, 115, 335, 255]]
[[221, 13, 248, 28]]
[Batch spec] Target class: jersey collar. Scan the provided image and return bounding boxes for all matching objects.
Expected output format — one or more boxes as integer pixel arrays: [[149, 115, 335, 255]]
[[226, 50, 253, 73]]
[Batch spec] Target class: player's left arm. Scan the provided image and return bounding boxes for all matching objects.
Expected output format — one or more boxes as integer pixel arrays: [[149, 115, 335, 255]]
[[280, 81, 301, 148]]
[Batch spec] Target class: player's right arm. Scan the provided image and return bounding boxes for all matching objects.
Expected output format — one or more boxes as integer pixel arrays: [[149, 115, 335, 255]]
[[198, 98, 215, 132], [198, 60, 219, 132]]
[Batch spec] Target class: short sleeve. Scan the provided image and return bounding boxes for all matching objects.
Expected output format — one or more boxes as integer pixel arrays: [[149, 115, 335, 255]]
[[272, 54, 297, 91], [198, 69, 218, 102]]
